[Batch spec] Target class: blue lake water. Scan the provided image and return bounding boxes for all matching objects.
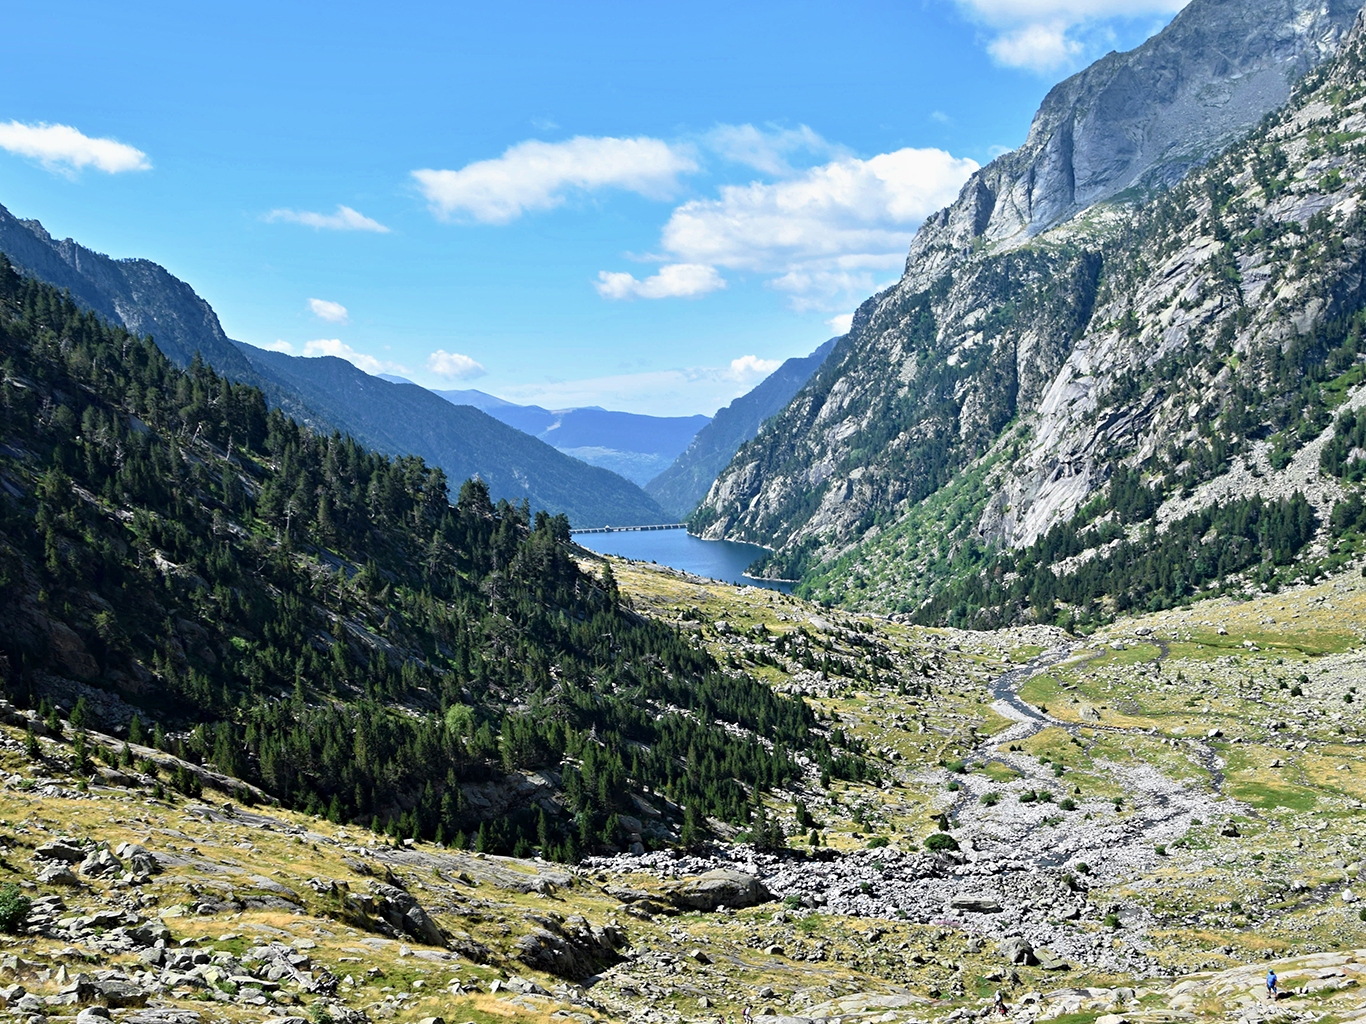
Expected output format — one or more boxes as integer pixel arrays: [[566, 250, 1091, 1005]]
[[571, 528, 794, 594]]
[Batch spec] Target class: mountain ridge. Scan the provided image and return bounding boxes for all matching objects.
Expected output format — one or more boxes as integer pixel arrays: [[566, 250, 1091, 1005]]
[[0, 204, 665, 526], [696, 0, 1366, 624]]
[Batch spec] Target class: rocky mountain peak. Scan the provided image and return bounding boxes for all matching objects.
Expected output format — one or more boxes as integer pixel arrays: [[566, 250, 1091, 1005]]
[[903, 0, 1361, 291]]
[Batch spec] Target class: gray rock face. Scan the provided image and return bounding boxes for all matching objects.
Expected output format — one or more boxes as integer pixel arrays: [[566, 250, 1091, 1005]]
[[906, 0, 1360, 283], [665, 869, 774, 911], [514, 913, 627, 979], [699, 0, 1366, 593]]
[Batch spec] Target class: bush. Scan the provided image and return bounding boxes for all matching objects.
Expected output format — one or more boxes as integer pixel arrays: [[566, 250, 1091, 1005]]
[[0, 883, 30, 934], [1103, 912, 1120, 929], [1155, 844, 1167, 856], [981, 792, 1001, 807], [946, 781, 961, 792], [1075, 862, 1091, 874], [783, 894, 803, 909], [1059, 797, 1077, 811], [867, 837, 889, 849], [924, 832, 960, 853]]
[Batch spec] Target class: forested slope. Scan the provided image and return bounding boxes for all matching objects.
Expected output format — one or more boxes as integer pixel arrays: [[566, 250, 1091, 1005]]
[[0, 262, 866, 858]]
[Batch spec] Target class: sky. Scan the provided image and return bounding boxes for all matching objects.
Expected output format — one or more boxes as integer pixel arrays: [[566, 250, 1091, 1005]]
[[1, 0, 1188, 417]]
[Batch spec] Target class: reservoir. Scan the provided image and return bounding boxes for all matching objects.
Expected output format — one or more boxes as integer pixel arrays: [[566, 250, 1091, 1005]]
[[571, 528, 795, 594]]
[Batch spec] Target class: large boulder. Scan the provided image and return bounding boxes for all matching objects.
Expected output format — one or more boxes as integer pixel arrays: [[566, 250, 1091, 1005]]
[[665, 869, 773, 911], [514, 913, 626, 979], [998, 937, 1037, 966]]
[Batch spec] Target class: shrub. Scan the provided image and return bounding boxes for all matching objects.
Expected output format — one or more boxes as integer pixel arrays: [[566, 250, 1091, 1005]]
[[1103, 912, 1120, 929], [946, 781, 961, 792], [924, 832, 960, 853], [0, 884, 30, 934], [1059, 797, 1077, 811], [783, 894, 803, 909], [867, 837, 889, 849], [981, 792, 1001, 807], [1075, 862, 1091, 874], [1019, 790, 1038, 803], [1155, 844, 1167, 856]]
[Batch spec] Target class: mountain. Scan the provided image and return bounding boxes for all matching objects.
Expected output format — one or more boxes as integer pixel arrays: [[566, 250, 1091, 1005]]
[[236, 345, 670, 525], [645, 338, 838, 520], [0, 204, 665, 526], [695, 0, 1366, 626], [427, 391, 710, 487], [0, 262, 858, 858], [902, 0, 1361, 289]]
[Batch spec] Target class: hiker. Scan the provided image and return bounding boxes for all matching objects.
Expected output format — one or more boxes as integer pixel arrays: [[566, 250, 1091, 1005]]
[[743, 1005, 752, 1023], [1266, 969, 1278, 1000], [994, 990, 1007, 1015]]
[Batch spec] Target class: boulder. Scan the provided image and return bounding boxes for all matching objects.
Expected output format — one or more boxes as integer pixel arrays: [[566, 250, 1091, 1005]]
[[35, 839, 86, 863], [665, 869, 773, 911], [38, 864, 80, 886], [514, 914, 626, 980], [78, 849, 121, 878], [951, 896, 1003, 914], [998, 937, 1037, 966]]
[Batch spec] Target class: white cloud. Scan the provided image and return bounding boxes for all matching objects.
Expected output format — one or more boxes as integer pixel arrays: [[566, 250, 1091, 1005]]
[[655, 147, 977, 310], [595, 263, 727, 301], [0, 121, 150, 176], [263, 340, 295, 353], [728, 355, 781, 379], [930, 111, 952, 125], [301, 338, 408, 376], [307, 298, 349, 324], [412, 136, 698, 224], [426, 349, 487, 380], [825, 313, 856, 335], [951, 0, 1189, 71], [265, 205, 391, 232], [498, 359, 795, 417], [704, 124, 839, 176], [988, 22, 1083, 70]]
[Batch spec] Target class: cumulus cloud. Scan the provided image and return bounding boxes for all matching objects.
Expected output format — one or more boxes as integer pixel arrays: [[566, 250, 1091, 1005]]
[[952, 0, 1189, 70], [265, 205, 391, 232], [654, 147, 976, 310], [825, 313, 856, 335], [426, 349, 487, 380], [307, 298, 349, 324], [704, 123, 839, 176], [301, 338, 408, 376], [988, 21, 1083, 69], [0, 121, 150, 176], [499, 358, 793, 417], [412, 135, 698, 224], [728, 355, 781, 379], [263, 340, 295, 353], [595, 263, 727, 301]]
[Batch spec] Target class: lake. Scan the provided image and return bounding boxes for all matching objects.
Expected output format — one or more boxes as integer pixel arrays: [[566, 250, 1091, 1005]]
[[571, 528, 795, 594]]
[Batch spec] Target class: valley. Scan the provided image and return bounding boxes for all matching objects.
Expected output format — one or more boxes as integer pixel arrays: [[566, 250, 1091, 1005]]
[[0, 553, 1361, 1024]]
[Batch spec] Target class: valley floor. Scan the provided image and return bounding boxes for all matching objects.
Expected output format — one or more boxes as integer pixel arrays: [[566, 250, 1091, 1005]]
[[1, 553, 1365, 1024]]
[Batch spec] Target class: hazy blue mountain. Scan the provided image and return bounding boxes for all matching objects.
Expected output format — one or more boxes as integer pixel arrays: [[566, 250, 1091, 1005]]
[[644, 338, 838, 519], [428, 389, 710, 487], [0, 203, 666, 526]]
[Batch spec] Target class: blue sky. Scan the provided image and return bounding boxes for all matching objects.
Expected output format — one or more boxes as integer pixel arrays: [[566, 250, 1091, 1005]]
[[2, 0, 1186, 416]]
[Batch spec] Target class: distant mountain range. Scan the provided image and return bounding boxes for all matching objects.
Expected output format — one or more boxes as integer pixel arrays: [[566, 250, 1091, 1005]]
[[644, 339, 838, 520], [0, 203, 666, 527], [395, 382, 710, 487]]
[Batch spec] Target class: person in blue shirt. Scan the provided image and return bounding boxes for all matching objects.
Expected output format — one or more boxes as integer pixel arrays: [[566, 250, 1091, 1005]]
[[1266, 969, 1278, 999]]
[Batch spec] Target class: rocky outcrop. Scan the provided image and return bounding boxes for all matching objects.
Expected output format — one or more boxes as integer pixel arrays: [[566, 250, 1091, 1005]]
[[514, 913, 627, 979], [664, 869, 774, 911], [698, 0, 1366, 607], [904, 0, 1360, 287]]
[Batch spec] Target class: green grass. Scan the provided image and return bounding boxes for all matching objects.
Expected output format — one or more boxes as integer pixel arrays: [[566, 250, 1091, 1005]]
[[1231, 781, 1318, 813]]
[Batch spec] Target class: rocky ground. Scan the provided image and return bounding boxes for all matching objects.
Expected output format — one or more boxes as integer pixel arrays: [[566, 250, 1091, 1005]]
[[0, 556, 1362, 1024]]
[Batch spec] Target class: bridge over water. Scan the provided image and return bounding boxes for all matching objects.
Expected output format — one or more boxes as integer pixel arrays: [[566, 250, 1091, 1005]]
[[571, 523, 687, 535]]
